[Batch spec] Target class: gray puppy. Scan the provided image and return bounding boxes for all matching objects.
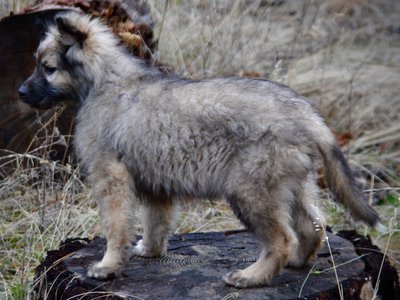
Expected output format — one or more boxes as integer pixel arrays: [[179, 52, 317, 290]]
[[18, 12, 382, 288]]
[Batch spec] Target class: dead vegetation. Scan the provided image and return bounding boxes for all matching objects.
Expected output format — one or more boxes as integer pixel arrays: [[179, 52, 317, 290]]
[[0, 0, 399, 299]]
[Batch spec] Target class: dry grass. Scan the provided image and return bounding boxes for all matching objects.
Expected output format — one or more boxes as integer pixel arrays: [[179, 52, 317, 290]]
[[150, 0, 400, 173], [0, 0, 37, 17], [0, 0, 399, 299]]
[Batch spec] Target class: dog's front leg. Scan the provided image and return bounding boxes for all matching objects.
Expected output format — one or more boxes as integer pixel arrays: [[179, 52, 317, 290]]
[[87, 158, 136, 279]]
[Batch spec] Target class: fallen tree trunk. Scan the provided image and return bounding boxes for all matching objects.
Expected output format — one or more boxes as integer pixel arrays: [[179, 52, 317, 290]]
[[35, 230, 399, 300]]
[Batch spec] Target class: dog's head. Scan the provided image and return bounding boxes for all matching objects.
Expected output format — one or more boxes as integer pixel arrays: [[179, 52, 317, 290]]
[[18, 12, 117, 109]]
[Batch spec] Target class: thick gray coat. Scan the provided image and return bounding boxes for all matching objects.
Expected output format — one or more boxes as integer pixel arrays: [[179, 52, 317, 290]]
[[18, 12, 381, 287]]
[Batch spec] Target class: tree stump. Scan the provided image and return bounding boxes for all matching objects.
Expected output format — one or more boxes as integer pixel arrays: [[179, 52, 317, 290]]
[[35, 230, 399, 300]]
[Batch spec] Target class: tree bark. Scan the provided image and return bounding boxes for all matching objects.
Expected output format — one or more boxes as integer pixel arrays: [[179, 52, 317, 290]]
[[35, 230, 399, 300]]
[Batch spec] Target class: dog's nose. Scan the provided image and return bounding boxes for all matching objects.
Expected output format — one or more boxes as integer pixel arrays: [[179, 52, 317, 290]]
[[18, 85, 28, 98]]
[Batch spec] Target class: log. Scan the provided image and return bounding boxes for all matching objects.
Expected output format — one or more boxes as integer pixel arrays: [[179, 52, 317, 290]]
[[35, 230, 399, 300]]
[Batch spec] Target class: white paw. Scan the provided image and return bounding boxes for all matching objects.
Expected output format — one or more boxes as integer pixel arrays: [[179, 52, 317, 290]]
[[223, 270, 253, 288], [131, 239, 165, 257], [223, 269, 270, 288], [287, 256, 308, 268], [87, 261, 120, 279], [131, 239, 147, 256]]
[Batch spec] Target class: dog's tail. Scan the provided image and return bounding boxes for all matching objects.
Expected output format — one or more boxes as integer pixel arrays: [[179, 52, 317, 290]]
[[316, 132, 384, 231]]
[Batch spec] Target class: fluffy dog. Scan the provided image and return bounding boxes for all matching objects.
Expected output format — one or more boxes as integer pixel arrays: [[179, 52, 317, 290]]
[[18, 12, 382, 288]]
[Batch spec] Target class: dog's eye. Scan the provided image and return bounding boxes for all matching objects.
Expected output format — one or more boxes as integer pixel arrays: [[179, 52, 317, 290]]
[[43, 65, 56, 75]]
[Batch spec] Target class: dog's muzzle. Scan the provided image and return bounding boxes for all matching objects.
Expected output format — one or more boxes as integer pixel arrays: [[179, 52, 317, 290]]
[[18, 84, 29, 100]]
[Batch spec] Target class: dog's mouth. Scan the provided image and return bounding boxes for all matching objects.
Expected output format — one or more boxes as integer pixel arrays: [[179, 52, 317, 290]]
[[29, 101, 55, 110], [18, 85, 60, 110], [19, 94, 54, 110]]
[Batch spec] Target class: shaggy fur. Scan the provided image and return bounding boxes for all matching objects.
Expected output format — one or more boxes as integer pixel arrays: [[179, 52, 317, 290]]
[[18, 12, 381, 288]]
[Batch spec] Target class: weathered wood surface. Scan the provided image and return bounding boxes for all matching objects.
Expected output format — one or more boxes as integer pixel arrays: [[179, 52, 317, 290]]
[[35, 230, 399, 300]]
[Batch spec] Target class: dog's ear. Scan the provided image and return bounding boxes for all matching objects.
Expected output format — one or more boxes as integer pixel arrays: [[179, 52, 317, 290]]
[[55, 14, 87, 47]]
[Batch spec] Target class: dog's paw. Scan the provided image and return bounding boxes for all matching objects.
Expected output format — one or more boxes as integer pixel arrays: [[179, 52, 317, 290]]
[[131, 239, 147, 257], [87, 262, 120, 280], [223, 270, 252, 288], [286, 258, 307, 268], [223, 269, 268, 288], [131, 239, 165, 258]]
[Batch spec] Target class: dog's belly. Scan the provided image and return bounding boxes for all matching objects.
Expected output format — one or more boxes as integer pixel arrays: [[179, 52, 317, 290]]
[[124, 140, 236, 198]]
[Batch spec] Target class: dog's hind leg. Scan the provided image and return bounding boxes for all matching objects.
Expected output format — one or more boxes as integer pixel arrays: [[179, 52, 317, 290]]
[[223, 180, 299, 288], [132, 197, 177, 257], [288, 174, 325, 267], [87, 155, 136, 279]]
